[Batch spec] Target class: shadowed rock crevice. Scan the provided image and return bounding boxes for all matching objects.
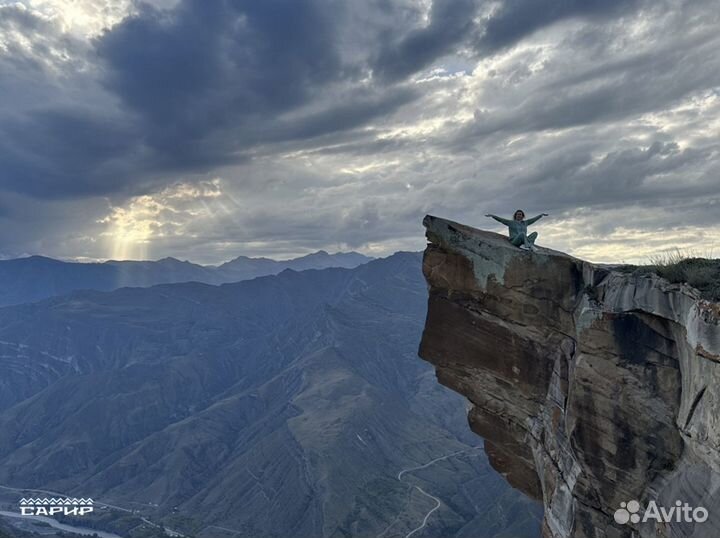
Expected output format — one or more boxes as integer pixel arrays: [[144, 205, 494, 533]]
[[418, 215, 720, 538]]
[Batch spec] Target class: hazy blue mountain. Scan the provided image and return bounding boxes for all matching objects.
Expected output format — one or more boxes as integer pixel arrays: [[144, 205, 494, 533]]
[[0, 250, 373, 307], [0, 254, 540, 537], [214, 250, 372, 281]]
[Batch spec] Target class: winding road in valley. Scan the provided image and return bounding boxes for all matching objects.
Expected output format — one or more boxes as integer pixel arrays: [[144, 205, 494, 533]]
[[403, 486, 441, 538], [3, 447, 481, 538], [380, 445, 482, 538]]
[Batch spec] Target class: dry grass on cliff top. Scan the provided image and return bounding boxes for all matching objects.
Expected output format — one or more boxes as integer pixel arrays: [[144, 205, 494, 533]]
[[617, 249, 720, 302]]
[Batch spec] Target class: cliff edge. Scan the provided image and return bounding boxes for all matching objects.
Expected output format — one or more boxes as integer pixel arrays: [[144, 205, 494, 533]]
[[418, 215, 720, 538]]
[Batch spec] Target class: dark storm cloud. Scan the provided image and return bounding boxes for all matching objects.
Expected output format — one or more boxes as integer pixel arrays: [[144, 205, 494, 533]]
[[0, 3, 140, 199], [0, 108, 140, 198], [252, 87, 419, 145], [95, 0, 350, 163], [371, 0, 646, 82], [476, 0, 643, 53], [372, 0, 479, 82], [0, 0, 420, 200]]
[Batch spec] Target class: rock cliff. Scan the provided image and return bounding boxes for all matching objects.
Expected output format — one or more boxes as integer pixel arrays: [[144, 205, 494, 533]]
[[418, 215, 720, 538]]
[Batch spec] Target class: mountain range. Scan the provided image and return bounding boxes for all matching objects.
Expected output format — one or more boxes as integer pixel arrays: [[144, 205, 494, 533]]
[[0, 252, 541, 537], [0, 250, 372, 307]]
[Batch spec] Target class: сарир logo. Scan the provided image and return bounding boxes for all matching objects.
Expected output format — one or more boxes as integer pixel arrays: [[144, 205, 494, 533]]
[[19, 497, 94, 516], [614, 499, 708, 525]]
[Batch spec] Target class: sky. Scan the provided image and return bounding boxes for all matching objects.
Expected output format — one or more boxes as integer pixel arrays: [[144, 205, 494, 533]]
[[0, 0, 718, 264]]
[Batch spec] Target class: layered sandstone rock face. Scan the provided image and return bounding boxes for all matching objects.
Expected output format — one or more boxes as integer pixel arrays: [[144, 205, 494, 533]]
[[419, 215, 720, 538]]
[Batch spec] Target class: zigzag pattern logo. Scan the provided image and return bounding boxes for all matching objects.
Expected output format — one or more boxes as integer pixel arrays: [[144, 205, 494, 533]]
[[19, 498, 94, 506]]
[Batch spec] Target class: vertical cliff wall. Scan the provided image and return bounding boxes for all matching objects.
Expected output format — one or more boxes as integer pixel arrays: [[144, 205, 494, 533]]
[[418, 215, 720, 538]]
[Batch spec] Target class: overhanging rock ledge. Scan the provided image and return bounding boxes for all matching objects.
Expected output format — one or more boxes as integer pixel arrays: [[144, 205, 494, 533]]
[[418, 215, 720, 538]]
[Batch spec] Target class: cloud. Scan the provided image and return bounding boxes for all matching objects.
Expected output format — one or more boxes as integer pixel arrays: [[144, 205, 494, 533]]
[[451, 19, 720, 146], [372, 0, 480, 82], [370, 0, 648, 83], [94, 0, 381, 168], [0, 0, 424, 200], [98, 178, 223, 260], [505, 141, 719, 211], [0, 2, 144, 198], [475, 0, 644, 54], [0, 0, 719, 263], [0, 107, 142, 198]]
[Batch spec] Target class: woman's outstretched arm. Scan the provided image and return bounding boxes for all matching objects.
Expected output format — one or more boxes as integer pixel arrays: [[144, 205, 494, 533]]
[[485, 214, 512, 225], [525, 213, 548, 225]]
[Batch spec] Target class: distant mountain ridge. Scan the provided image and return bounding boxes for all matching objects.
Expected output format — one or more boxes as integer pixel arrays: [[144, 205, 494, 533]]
[[0, 252, 541, 537], [0, 250, 373, 306]]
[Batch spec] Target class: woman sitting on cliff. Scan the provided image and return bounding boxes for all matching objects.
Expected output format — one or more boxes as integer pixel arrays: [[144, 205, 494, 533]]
[[485, 210, 548, 251]]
